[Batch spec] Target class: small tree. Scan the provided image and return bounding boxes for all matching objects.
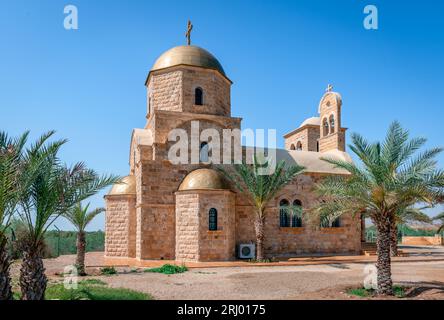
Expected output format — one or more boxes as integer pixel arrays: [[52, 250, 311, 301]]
[[0, 131, 28, 300], [64, 202, 104, 276], [219, 156, 304, 260], [17, 131, 120, 300], [434, 212, 444, 234], [315, 121, 444, 295], [390, 206, 431, 256]]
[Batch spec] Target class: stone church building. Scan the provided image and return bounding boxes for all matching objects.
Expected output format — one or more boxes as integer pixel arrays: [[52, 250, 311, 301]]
[[104, 41, 362, 265]]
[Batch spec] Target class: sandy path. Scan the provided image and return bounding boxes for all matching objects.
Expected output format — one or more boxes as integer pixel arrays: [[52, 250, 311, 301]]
[[10, 247, 444, 300]]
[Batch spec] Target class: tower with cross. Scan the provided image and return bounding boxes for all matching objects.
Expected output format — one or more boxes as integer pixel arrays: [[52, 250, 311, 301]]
[[318, 84, 346, 152]]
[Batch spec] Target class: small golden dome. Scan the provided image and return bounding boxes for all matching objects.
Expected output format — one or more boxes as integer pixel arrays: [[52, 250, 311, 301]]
[[299, 117, 320, 128], [108, 175, 136, 196], [151, 45, 226, 76], [178, 168, 230, 191]]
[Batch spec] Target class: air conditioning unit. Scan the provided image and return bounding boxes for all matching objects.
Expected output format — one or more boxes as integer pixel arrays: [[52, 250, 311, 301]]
[[239, 244, 255, 259]]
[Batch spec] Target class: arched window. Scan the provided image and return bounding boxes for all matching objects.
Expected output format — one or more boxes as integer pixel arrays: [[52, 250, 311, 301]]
[[322, 118, 329, 136], [200, 142, 209, 163], [296, 141, 302, 151], [195, 87, 203, 105], [279, 199, 290, 227], [329, 115, 335, 133], [290, 144, 296, 150], [316, 141, 320, 152], [209, 208, 217, 231], [292, 199, 303, 227]]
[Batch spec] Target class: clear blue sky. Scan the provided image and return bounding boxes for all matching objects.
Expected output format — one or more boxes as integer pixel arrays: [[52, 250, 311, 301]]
[[1, 0, 443, 230]]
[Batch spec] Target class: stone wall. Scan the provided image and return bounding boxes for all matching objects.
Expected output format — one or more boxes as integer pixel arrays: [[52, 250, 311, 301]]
[[197, 191, 236, 261], [175, 193, 200, 261], [284, 126, 320, 152], [176, 190, 236, 262], [147, 66, 231, 118], [235, 173, 361, 256], [182, 67, 231, 116], [105, 195, 136, 257], [148, 70, 183, 114], [319, 130, 346, 153], [402, 235, 443, 246]]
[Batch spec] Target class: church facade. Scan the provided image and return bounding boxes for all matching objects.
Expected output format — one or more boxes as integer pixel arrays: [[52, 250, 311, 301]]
[[104, 42, 362, 265]]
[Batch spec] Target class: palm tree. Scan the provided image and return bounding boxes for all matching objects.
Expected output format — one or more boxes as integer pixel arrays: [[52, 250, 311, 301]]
[[63, 202, 104, 276], [219, 155, 304, 260], [433, 212, 444, 234], [17, 131, 120, 300], [0, 131, 28, 300], [315, 121, 444, 295], [390, 206, 431, 256]]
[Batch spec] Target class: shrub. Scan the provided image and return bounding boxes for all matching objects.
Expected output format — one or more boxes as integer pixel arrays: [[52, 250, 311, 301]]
[[100, 267, 117, 275], [347, 286, 406, 298], [144, 264, 188, 274]]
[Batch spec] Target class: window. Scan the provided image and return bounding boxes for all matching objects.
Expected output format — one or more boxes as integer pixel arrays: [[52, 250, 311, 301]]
[[322, 118, 329, 136], [200, 142, 209, 162], [316, 141, 319, 152], [292, 200, 303, 227], [320, 215, 341, 228], [279, 199, 290, 227], [195, 87, 203, 105], [329, 115, 335, 133], [209, 208, 218, 231], [296, 141, 302, 151], [331, 217, 340, 228], [290, 144, 296, 150]]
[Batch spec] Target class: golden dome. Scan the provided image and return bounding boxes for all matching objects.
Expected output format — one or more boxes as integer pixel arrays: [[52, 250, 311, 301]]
[[151, 45, 226, 76], [178, 168, 230, 191], [108, 175, 136, 196]]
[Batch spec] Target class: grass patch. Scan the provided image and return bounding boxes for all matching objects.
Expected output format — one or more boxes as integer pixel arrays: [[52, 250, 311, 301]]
[[79, 278, 107, 286], [393, 286, 406, 298], [100, 266, 117, 275], [347, 286, 406, 298], [45, 282, 151, 300], [144, 264, 188, 275], [347, 288, 371, 297]]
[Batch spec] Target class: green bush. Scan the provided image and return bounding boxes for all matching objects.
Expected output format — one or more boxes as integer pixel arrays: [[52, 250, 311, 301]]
[[144, 264, 188, 274], [100, 266, 117, 275], [347, 286, 406, 298]]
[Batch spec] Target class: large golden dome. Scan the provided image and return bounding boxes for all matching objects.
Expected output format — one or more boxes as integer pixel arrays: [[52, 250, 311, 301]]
[[151, 45, 226, 76], [178, 168, 230, 191]]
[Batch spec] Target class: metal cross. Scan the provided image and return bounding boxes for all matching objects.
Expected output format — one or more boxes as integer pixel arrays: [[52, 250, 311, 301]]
[[326, 84, 333, 92], [185, 20, 193, 45]]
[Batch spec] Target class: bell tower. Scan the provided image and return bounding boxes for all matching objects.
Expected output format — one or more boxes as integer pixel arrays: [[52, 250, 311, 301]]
[[318, 85, 346, 153]]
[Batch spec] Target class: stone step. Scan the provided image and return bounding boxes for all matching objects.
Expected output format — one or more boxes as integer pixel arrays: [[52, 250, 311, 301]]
[[360, 249, 407, 257]]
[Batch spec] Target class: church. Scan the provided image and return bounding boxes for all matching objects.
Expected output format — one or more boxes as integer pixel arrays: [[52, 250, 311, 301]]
[[104, 28, 362, 265]]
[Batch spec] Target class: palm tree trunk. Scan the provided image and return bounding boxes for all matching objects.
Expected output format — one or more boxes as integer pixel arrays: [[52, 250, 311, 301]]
[[390, 220, 398, 257], [375, 219, 393, 295], [0, 235, 13, 300], [76, 231, 86, 276], [254, 210, 265, 261], [20, 241, 47, 300]]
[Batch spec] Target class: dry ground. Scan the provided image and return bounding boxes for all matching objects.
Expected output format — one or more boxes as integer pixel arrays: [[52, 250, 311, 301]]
[[10, 246, 444, 300]]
